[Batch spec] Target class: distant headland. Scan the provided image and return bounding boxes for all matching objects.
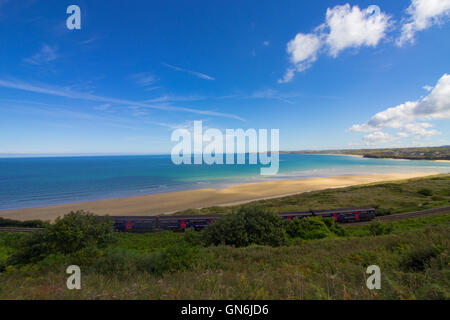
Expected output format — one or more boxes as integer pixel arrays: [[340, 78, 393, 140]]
[[282, 146, 450, 161]]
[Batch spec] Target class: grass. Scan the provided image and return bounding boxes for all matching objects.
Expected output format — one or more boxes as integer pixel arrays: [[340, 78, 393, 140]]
[[343, 214, 450, 237], [174, 174, 450, 216], [114, 231, 184, 254], [0, 213, 448, 300]]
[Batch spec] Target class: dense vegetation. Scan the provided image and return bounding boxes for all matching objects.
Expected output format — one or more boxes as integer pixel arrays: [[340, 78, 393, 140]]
[[201, 207, 288, 247], [286, 146, 450, 160], [8, 211, 115, 265], [0, 208, 449, 299], [174, 174, 450, 216], [0, 217, 48, 228]]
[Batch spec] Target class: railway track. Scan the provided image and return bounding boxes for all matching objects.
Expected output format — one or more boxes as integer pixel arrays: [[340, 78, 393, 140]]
[[0, 227, 44, 233], [1, 206, 449, 232], [351, 206, 450, 226]]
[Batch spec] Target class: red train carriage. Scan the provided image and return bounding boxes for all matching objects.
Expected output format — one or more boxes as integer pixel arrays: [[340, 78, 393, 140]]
[[111, 208, 376, 232]]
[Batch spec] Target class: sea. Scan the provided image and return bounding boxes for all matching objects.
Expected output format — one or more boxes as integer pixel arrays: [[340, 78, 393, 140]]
[[0, 154, 449, 211]]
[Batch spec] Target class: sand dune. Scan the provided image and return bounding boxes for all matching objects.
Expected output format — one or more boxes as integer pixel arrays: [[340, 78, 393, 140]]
[[0, 172, 440, 221]]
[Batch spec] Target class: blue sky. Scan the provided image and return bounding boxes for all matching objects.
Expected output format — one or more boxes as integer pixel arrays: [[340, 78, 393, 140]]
[[0, 0, 449, 155]]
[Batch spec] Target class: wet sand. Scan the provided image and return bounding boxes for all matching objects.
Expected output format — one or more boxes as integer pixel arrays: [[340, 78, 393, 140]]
[[0, 172, 441, 221]]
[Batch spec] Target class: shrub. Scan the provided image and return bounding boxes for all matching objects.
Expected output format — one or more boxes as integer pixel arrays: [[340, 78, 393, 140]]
[[418, 188, 433, 197], [202, 212, 248, 247], [183, 229, 204, 246], [368, 222, 393, 236], [400, 245, 442, 271], [202, 206, 287, 247], [9, 211, 115, 265], [0, 232, 27, 248], [7, 231, 52, 265], [158, 244, 197, 273], [322, 217, 346, 236], [284, 217, 332, 240], [34, 247, 104, 272]]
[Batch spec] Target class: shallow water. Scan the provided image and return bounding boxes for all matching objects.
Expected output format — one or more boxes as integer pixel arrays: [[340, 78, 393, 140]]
[[0, 154, 449, 210]]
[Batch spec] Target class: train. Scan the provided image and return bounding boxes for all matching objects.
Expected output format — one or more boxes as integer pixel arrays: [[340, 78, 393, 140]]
[[111, 207, 376, 233]]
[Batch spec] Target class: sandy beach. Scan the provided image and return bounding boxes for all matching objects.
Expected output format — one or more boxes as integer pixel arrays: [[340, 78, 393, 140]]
[[0, 171, 441, 221]]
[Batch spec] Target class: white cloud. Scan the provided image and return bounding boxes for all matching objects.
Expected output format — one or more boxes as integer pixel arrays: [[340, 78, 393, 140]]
[[350, 74, 450, 132], [279, 33, 321, 82], [414, 74, 450, 119], [263, 41, 270, 46], [397, 0, 450, 46], [325, 4, 391, 57], [162, 63, 215, 80], [23, 44, 58, 65], [350, 101, 419, 131], [349, 74, 449, 143], [279, 2, 450, 82], [398, 122, 440, 139], [279, 4, 390, 83], [362, 131, 392, 145]]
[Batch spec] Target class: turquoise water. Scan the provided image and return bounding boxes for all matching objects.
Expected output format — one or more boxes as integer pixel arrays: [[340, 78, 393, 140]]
[[0, 154, 449, 211]]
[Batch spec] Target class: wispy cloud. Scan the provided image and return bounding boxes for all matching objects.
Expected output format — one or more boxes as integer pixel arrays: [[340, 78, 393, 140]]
[[143, 88, 318, 105], [130, 72, 157, 87], [145, 95, 205, 103], [162, 62, 215, 80], [215, 89, 309, 104], [143, 86, 161, 92], [1, 99, 209, 132], [245, 89, 298, 104], [78, 37, 101, 45], [23, 44, 58, 65], [93, 103, 111, 111], [0, 78, 244, 121]]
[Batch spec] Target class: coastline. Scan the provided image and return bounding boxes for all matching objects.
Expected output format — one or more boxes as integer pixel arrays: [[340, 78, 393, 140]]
[[0, 171, 441, 221], [315, 153, 363, 158], [314, 153, 450, 162]]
